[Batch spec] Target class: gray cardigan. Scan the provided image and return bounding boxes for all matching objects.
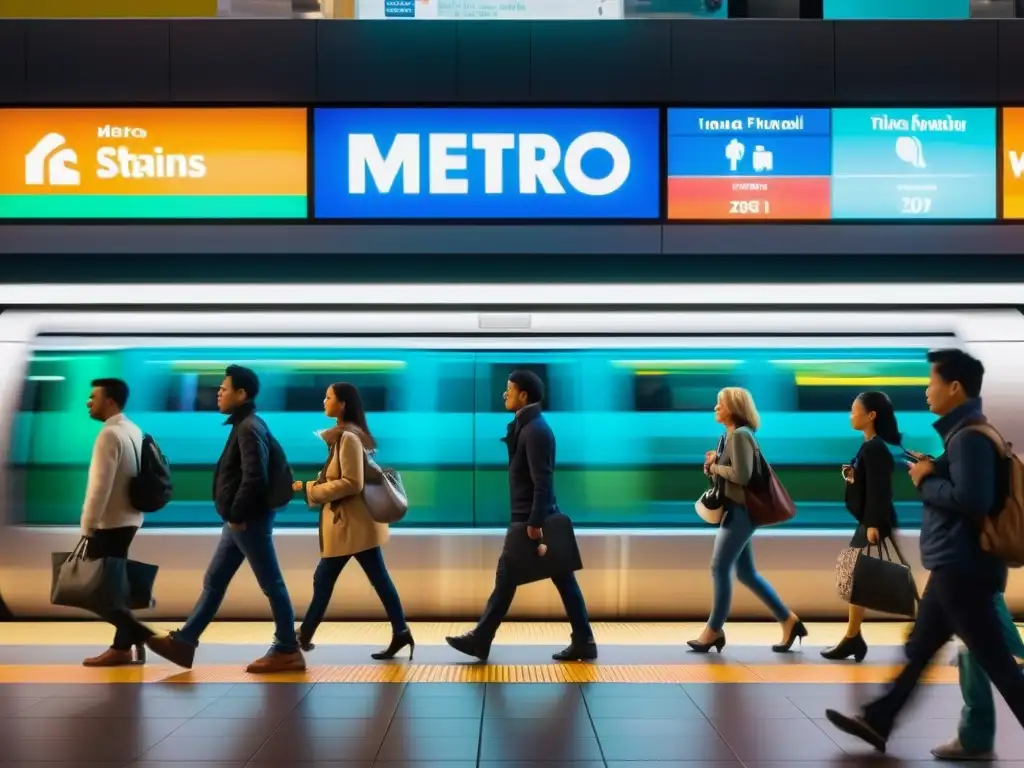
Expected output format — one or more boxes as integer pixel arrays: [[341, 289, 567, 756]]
[[710, 426, 758, 504]]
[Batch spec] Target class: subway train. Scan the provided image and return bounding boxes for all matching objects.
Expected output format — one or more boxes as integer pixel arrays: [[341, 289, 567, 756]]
[[0, 283, 1021, 620]]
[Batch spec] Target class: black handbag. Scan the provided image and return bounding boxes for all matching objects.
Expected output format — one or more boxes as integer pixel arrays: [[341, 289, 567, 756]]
[[50, 537, 130, 613], [502, 512, 584, 587], [125, 559, 159, 611], [835, 537, 919, 618]]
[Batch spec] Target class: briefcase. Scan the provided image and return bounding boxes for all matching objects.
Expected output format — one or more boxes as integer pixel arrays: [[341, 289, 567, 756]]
[[835, 539, 919, 619], [50, 538, 129, 614], [503, 512, 584, 587]]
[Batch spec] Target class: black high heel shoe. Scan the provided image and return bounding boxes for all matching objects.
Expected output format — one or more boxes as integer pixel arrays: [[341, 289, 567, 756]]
[[296, 631, 315, 652], [372, 629, 415, 661], [773, 620, 808, 653], [821, 633, 868, 663], [133, 644, 147, 664], [687, 632, 727, 653]]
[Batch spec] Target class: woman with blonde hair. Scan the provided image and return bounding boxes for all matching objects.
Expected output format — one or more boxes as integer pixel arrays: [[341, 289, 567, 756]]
[[688, 387, 807, 654]]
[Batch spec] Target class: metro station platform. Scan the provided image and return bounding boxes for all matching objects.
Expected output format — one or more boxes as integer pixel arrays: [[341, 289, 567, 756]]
[[2, 621, 1023, 767]]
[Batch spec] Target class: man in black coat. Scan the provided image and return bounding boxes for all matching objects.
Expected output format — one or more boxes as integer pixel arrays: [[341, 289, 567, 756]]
[[446, 370, 597, 662], [146, 365, 304, 674]]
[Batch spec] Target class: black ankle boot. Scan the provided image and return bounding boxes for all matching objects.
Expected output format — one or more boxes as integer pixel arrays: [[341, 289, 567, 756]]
[[445, 631, 492, 661], [372, 629, 415, 661], [552, 636, 598, 662], [821, 633, 868, 663]]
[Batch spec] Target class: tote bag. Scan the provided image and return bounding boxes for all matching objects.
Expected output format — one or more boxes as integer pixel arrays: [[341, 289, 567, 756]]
[[836, 538, 919, 618], [50, 537, 129, 614]]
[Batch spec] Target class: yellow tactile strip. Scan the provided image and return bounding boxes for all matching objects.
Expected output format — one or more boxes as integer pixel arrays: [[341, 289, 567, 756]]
[[0, 663, 959, 685], [0, 621, 929, 647]]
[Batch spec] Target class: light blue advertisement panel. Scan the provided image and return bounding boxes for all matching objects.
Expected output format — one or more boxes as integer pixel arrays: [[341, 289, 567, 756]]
[[823, 0, 969, 19], [831, 108, 997, 220], [313, 108, 660, 220]]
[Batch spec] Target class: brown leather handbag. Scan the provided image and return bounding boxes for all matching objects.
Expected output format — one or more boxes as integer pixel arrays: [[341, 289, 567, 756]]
[[744, 450, 797, 527]]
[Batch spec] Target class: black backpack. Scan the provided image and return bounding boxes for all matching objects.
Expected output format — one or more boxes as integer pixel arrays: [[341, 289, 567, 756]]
[[129, 434, 173, 513], [264, 430, 295, 511]]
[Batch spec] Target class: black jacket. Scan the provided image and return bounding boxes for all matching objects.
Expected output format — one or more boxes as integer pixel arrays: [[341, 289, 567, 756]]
[[503, 404, 558, 528], [844, 436, 897, 536], [917, 398, 1006, 589], [213, 401, 271, 525]]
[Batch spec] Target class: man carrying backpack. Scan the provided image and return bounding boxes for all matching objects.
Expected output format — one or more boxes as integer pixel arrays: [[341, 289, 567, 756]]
[[79, 378, 156, 666], [146, 365, 304, 674], [825, 349, 1024, 753]]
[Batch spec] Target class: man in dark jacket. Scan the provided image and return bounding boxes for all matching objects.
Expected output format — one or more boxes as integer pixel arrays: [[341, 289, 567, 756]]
[[445, 370, 597, 662], [825, 349, 1024, 752], [146, 365, 304, 674]]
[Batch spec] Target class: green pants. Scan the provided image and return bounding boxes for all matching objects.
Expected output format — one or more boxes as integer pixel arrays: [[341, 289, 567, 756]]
[[957, 594, 1024, 752]]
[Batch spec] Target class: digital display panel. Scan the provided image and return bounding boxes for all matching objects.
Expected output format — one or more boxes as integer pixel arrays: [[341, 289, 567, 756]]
[[313, 107, 661, 220], [823, 0, 969, 19], [1002, 108, 1024, 219], [0, 108, 308, 219], [356, 0, 625, 20], [831, 108, 996, 220], [666, 108, 831, 220]]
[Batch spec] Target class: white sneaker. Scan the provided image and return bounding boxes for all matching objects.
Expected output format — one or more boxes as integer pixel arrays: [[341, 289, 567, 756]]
[[930, 738, 995, 761]]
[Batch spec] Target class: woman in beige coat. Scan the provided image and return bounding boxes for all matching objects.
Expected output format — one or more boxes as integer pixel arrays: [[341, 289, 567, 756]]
[[293, 382, 413, 660]]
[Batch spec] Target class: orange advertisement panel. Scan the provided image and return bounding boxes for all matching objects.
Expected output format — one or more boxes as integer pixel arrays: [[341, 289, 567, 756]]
[[0, 108, 307, 197], [1003, 108, 1024, 219]]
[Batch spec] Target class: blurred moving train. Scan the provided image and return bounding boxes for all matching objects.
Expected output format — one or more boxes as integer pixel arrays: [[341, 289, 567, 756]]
[[0, 284, 1021, 620]]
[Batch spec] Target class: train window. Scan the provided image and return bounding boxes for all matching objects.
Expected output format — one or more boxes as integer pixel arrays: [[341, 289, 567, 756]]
[[631, 373, 724, 412], [19, 359, 69, 413], [283, 375, 391, 412], [164, 374, 222, 413], [436, 373, 476, 414], [485, 364, 551, 412], [796, 385, 928, 413]]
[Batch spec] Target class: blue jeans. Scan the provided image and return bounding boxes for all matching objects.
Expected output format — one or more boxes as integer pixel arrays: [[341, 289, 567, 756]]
[[958, 593, 1024, 752], [708, 503, 790, 632], [299, 547, 408, 641], [175, 514, 297, 653]]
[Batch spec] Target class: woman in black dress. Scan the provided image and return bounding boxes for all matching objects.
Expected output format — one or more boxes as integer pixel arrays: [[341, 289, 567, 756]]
[[821, 390, 902, 663]]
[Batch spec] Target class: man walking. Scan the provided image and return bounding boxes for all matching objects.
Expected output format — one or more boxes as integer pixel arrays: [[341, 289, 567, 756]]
[[445, 370, 597, 662], [825, 349, 1024, 753], [79, 378, 155, 666], [146, 365, 303, 673]]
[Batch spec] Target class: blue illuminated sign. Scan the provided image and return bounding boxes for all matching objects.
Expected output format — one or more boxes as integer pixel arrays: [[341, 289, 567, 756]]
[[831, 108, 997, 220], [313, 108, 660, 219]]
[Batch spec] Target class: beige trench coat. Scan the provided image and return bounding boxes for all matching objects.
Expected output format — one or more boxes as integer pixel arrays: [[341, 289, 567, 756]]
[[305, 430, 389, 558]]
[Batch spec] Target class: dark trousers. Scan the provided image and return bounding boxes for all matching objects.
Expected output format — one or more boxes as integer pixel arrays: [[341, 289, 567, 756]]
[[85, 527, 154, 651], [863, 565, 1024, 737], [476, 551, 593, 641], [299, 547, 409, 640], [176, 513, 297, 653]]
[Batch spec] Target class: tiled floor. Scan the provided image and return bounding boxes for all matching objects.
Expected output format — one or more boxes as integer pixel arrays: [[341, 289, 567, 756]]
[[3, 680, 1024, 766], [2, 622, 1024, 766]]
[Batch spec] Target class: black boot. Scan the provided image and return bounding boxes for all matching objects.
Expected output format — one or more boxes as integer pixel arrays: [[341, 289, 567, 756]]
[[445, 631, 492, 661], [372, 629, 415, 660], [821, 633, 868, 663], [552, 636, 598, 662]]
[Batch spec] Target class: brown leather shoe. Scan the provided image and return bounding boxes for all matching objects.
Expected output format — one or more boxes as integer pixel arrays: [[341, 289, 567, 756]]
[[83, 648, 136, 667], [145, 634, 196, 669], [245, 649, 306, 674]]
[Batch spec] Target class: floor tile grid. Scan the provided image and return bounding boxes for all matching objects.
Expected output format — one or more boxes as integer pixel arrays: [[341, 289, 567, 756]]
[[9, 681, 1023, 767]]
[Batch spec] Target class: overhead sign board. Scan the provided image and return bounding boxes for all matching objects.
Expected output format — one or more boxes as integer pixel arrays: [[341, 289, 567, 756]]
[[0, 108, 308, 219], [313, 107, 660, 219]]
